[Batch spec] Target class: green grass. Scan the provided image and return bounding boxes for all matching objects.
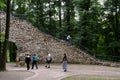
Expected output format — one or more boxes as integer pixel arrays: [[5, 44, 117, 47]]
[[61, 76, 119, 80], [0, 32, 5, 42]]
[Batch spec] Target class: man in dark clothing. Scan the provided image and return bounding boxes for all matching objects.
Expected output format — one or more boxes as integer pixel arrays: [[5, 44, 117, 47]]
[[25, 54, 31, 70]]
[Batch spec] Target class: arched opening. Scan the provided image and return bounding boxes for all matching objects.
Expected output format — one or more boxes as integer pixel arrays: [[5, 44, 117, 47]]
[[0, 32, 17, 62], [8, 41, 17, 62]]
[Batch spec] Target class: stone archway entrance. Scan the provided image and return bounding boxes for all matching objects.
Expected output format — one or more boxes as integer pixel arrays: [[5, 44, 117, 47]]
[[8, 41, 17, 62], [0, 31, 17, 62]]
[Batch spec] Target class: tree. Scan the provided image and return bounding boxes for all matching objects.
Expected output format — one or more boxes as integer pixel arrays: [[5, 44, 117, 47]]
[[57, 0, 62, 38], [0, 0, 11, 71], [0, 0, 6, 8], [103, 0, 120, 61], [58, 0, 62, 29], [0, 0, 6, 56], [64, 0, 71, 34]]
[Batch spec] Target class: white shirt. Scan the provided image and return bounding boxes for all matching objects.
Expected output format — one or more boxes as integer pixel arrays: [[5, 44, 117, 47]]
[[48, 53, 51, 57], [67, 35, 71, 40]]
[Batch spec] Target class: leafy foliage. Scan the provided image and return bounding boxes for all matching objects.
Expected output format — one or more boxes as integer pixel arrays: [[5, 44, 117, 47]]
[[0, 0, 6, 8]]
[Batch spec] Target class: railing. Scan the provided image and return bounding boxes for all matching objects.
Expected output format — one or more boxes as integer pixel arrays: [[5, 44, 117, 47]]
[[11, 12, 27, 20], [79, 44, 120, 62]]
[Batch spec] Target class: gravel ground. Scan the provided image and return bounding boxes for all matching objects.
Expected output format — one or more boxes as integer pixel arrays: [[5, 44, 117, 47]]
[[0, 63, 120, 80], [0, 71, 34, 80]]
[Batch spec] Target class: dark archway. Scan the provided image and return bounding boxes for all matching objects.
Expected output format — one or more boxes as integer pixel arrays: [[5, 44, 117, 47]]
[[1, 41, 17, 62], [8, 41, 17, 62]]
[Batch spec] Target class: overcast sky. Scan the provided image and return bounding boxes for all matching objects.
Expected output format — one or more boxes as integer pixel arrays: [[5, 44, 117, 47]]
[[99, 0, 105, 5]]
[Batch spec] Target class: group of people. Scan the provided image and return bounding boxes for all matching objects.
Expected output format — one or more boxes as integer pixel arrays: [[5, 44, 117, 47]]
[[25, 53, 68, 72], [25, 54, 38, 70], [24, 35, 70, 71]]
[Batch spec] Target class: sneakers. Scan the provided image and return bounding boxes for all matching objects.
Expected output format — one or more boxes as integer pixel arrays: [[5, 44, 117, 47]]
[[64, 69, 67, 72], [48, 66, 50, 68], [45, 65, 50, 68]]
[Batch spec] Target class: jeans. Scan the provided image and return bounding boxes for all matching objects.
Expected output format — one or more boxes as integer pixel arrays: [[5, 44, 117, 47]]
[[32, 61, 38, 69], [63, 61, 67, 71]]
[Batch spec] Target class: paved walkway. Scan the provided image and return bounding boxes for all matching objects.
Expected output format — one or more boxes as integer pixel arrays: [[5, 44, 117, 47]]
[[0, 63, 120, 80]]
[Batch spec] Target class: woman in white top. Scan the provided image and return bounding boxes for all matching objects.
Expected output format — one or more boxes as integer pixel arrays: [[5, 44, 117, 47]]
[[45, 53, 52, 68]]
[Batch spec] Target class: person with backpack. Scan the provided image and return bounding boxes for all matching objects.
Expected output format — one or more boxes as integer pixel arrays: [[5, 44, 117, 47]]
[[31, 54, 38, 69], [25, 54, 31, 70]]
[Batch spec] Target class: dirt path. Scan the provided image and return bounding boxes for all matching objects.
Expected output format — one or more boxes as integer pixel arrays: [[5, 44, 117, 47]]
[[25, 64, 120, 80], [1, 63, 120, 80]]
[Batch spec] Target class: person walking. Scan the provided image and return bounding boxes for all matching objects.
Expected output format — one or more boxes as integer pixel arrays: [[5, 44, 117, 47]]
[[31, 54, 38, 69], [16, 56, 20, 67], [62, 53, 68, 72], [25, 54, 31, 70], [45, 53, 52, 68]]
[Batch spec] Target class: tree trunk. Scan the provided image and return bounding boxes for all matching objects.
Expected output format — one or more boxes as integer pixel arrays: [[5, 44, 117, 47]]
[[0, 0, 11, 71], [0, 16, 2, 57], [37, 0, 45, 29], [65, 0, 71, 33], [58, 0, 62, 37], [114, 0, 120, 61], [58, 0, 62, 29], [48, 0, 52, 27]]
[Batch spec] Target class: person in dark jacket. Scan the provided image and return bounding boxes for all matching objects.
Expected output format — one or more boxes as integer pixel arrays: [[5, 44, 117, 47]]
[[25, 54, 31, 70], [62, 53, 68, 72]]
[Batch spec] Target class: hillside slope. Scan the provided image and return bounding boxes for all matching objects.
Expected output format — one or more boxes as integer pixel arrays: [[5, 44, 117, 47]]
[[1, 11, 98, 64]]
